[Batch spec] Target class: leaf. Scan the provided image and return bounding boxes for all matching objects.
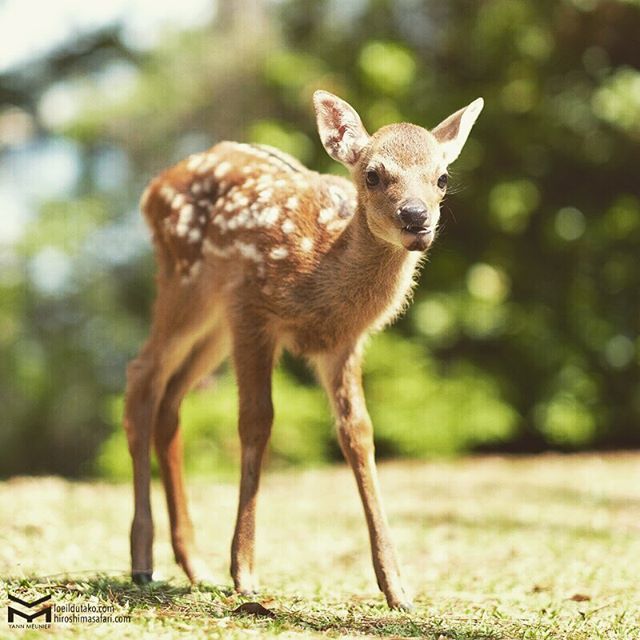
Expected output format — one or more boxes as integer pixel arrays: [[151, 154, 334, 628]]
[[232, 602, 276, 618], [569, 593, 592, 602]]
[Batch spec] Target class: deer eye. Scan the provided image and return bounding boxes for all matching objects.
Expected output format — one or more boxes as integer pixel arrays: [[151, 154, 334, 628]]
[[437, 174, 448, 189], [365, 170, 380, 188]]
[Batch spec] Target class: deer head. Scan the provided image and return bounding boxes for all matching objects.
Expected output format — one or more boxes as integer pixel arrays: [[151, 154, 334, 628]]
[[313, 90, 484, 251]]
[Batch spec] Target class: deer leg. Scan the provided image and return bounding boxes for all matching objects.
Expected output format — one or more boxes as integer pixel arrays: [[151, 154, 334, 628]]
[[124, 281, 221, 585], [154, 323, 230, 583], [317, 344, 411, 610], [124, 342, 181, 584], [230, 325, 275, 595]]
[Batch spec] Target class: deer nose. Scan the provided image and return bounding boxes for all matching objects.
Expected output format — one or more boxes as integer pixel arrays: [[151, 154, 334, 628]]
[[398, 199, 430, 228]]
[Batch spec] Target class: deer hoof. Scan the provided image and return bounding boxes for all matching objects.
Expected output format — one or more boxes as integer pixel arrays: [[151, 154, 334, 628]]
[[389, 600, 415, 612], [132, 572, 153, 586], [388, 596, 414, 611]]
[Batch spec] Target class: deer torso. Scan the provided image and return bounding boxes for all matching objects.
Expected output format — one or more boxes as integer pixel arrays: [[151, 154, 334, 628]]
[[142, 141, 422, 354]]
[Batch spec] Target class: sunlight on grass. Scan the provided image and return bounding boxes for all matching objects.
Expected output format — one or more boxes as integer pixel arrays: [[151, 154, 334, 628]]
[[2, 455, 640, 638]]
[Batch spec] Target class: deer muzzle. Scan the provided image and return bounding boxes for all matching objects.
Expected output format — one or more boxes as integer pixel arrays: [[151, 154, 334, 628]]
[[397, 199, 434, 251]]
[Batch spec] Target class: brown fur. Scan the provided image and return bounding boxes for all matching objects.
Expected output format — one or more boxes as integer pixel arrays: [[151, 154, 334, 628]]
[[124, 91, 483, 609]]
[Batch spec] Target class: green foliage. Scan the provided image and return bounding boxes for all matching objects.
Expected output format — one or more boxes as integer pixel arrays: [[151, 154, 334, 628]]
[[365, 333, 517, 456], [248, 120, 314, 163], [489, 179, 540, 234], [2, 0, 640, 477], [358, 41, 416, 95], [97, 368, 333, 480], [96, 333, 516, 479]]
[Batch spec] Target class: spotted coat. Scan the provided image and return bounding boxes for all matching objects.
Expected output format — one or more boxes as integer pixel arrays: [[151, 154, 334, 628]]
[[142, 142, 356, 288]]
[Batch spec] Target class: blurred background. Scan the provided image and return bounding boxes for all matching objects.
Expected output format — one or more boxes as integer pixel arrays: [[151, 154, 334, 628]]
[[1, 0, 639, 479]]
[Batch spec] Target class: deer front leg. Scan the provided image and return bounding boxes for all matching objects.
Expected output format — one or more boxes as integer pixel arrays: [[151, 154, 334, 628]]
[[317, 344, 411, 610], [230, 326, 275, 595]]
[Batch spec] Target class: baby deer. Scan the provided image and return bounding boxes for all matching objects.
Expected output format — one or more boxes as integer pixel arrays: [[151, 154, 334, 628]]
[[124, 90, 483, 609]]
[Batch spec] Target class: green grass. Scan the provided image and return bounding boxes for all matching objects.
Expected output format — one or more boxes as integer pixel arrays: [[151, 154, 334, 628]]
[[2, 454, 640, 638]]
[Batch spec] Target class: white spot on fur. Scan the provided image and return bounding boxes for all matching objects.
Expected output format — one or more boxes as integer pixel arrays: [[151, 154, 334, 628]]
[[327, 218, 348, 232], [235, 241, 263, 262], [196, 153, 219, 174], [191, 182, 202, 195], [257, 188, 274, 203], [187, 153, 206, 171], [180, 260, 202, 285], [269, 246, 289, 260], [256, 174, 274, 188], [318, 207, 334, 224], [257, 206, 280, 227], [228, 209, 251, 230], [234, 209, 251, 227], [159, 185, 177, 202], [285, 196, 299, 210], [176, 204, 195, 237], [300, 237, 314, 252], [243, 210, 257, 229], [212, 213, 227, 232], [214, 161, 231, 179], [281, 219, 296, 234], [172, 193, 187, 210], [188, 228, 201, 242], [233, 193, 250, 208]]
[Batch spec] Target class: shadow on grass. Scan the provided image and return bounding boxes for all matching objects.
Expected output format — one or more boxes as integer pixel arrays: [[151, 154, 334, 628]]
[[2, 574, 507, 639], [2, 574, 197, 607], [276, 606, 506, 639]]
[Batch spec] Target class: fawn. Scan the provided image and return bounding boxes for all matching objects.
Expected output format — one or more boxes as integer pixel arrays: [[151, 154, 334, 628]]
[[124, 90, 483, 609]]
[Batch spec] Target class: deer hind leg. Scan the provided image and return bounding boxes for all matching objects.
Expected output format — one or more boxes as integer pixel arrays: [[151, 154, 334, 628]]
[[154, 322, 230, 583], [230, 321, 276, 595], [124, 281, 221, 585], [316, 343, 412, 610]]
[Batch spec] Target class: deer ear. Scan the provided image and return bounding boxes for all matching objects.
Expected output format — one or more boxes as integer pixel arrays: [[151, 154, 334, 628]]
[[432, 98, 484, 165], [313, 90, 370, 167]]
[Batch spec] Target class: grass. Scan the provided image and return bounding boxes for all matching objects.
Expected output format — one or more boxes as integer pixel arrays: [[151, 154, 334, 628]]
[[1, 454, 640, 639]]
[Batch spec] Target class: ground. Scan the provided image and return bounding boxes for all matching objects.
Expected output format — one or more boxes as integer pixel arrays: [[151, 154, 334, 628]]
[[1, 454, 640, 639]]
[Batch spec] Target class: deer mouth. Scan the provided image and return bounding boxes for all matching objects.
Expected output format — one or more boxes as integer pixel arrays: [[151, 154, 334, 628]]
[[400, 225, 433, 251]]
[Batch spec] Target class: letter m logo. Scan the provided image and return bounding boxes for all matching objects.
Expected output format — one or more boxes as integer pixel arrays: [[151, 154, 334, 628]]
[[7, 593, 52, 623]]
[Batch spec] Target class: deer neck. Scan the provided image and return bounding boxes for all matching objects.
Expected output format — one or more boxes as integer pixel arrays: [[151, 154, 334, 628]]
[[325, 204, 422, 321]]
